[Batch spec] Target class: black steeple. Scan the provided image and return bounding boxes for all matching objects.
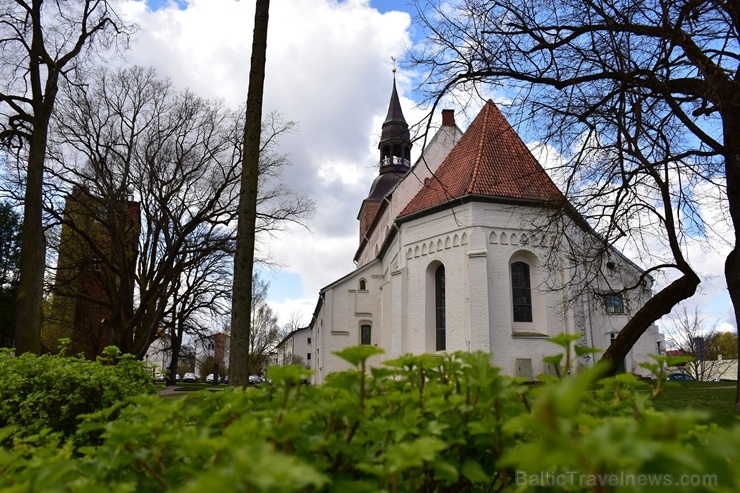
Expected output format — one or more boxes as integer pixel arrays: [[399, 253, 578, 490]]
[[358, 71, 414, 242], [363, 73, 413, 204], [378, 72, 412, 174]]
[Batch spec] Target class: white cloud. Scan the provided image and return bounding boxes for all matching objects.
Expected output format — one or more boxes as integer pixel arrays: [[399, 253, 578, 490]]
[[113, 1, 736, 335], [115, 0, 415, 325]]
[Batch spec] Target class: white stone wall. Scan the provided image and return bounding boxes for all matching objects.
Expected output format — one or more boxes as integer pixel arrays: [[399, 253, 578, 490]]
[[313, 196, 665, 384], [312, 261, 384, 382]]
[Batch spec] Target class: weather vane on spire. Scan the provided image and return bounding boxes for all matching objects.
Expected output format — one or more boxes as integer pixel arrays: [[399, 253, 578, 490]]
[[391, 56, 397, 74]]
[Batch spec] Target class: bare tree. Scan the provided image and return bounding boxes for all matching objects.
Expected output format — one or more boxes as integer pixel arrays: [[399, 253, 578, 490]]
[[231, 0, 271, 387], [0, 0, 134, 354], [409, 1, 736, 392], [44, 65, 312, 360], [283, 309, 307, 333], [665, 305, 729, 381], [247, 273, 284, 375], [163, 239, 233, 385]]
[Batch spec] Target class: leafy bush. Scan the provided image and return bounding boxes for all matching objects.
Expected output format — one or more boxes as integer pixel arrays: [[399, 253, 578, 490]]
[[1, 343, 739, 492], [0, 345, 156, 441]]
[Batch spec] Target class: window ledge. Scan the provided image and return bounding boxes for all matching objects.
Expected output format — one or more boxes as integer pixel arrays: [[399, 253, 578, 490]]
[[512, 331, 549, 338], [330, 330, 350, 335]]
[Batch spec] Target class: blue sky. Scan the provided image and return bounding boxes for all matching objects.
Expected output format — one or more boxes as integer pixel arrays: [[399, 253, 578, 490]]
[[128, 0, 734, 334], [146, 0, 407, 14]]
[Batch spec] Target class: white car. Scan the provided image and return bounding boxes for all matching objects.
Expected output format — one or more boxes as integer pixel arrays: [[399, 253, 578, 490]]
[[182, 372, 198, 383], [205, 373, 218, 383]]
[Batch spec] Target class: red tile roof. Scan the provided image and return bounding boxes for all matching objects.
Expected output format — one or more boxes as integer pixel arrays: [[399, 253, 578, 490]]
[[399, 100, 564, 217]]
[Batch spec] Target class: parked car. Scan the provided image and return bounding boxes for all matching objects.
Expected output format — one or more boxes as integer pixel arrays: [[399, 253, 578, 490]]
[[182, 372, 198, 383], [153, 372, 166, 383], [248, 375, 262, 386], [667, 372, 695, 381], [206, 373, 219, 384], [175, 374, 181, 382]]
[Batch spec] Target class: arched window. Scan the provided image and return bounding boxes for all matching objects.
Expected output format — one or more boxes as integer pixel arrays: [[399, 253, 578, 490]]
[[435, 265, 446, 350], [359, 279, 367, 291], [360, 324, 372, 345], [511, 261, 532, 322]]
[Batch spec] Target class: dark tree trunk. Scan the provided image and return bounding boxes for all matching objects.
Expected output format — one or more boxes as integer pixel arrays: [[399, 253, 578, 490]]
[[15, 1, 58, 354], [15, 126, 47, 355], [601, 273, 700, 375], [230, 0, 270, 387], [722, 124, 740, 411]]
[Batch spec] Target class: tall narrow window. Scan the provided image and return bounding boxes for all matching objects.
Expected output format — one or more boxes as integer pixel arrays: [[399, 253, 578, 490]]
[[435, 265, 446, 350], [359, 279, 367, 291], [511, 261, 532, 322], [360, 324, 371, 345]]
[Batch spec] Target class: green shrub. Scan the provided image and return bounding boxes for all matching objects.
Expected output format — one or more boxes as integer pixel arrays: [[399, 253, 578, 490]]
[[1, 344, 739, 492], [0, 345, 156, 442]]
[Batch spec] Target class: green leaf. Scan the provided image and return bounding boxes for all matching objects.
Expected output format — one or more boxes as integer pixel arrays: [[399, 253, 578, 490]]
[[333, 345, 384, 367], [542, 354, 563, 367], [266, 364, 311, 386], [384, 436, 447, 472], [574, 345, 602, 357], [461, 459, 488, 482], [546, 332, 581, 349]]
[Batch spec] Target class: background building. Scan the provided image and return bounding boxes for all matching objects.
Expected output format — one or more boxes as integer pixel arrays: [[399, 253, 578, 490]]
[[276, 326, 311, 368], [45, 186, 140, 358]]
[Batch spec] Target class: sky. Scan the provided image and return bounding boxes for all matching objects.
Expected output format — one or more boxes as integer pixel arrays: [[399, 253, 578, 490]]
[[117, 0, 735, 336]]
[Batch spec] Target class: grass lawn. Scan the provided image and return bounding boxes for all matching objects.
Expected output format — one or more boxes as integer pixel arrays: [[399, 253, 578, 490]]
[[155, 382, 226, 398], [652, 381, 740, 428], [155, 380, 740, 427]]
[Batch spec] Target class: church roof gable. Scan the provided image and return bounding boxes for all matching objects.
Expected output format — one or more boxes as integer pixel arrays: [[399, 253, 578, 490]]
[[399, 100, 564, 217]]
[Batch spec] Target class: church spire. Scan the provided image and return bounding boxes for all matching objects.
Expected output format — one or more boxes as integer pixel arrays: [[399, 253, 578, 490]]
[[378, 69, 412, 173], [357, 71, 414, 243]]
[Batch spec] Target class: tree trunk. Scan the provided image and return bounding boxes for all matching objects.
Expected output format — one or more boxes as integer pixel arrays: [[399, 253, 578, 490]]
[[230, 0, 270, 387], [728, 248, 740, 411], [723, 124, 740, 411], [14, 1, 58, 354], [14, 127, 47, 355], [601, 271, 700, 375]]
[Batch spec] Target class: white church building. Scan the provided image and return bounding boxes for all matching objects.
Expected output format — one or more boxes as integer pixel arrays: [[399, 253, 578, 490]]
[[308, 78, 664, 384]]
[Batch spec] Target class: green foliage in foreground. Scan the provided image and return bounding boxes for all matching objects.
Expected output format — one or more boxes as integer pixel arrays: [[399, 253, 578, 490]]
[[2, 343, 740, 492], [0, 345, 157, 442]]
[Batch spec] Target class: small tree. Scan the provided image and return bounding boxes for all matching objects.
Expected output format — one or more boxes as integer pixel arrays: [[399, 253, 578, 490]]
[[246, 274, 284, 375], [666, 306, 729, 381], [712, 331, 739, 361]]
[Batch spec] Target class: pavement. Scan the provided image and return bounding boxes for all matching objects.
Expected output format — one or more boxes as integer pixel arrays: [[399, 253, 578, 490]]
[[158, 385, 223, 396], [158, 385, 186, 396]]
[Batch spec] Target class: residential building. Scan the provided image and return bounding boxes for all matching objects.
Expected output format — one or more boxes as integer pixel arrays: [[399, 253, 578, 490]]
[[276, 326, 312, 368]]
